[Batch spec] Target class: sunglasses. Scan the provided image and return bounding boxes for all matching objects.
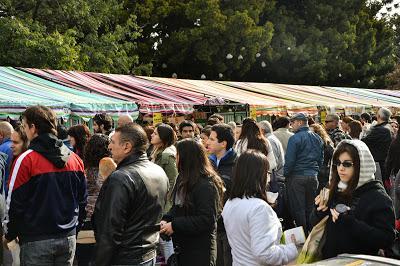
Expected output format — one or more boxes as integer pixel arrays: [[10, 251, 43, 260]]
[[333, 160, 354, 168], [325, 120, 333, 123]]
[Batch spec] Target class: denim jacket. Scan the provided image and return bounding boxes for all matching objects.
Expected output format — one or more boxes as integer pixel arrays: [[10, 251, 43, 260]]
[[284, 126, 324, 178]]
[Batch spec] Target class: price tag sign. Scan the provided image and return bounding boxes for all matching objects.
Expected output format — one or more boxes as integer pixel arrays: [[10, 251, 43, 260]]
[[153, 113, 163, 124], [250, 107, 257, 120], [320, 111, 326, 124]]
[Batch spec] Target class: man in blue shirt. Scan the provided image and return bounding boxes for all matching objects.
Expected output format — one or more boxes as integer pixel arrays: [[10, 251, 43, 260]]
[[284, 113, 323, 234], [0, 122, 13, 194]]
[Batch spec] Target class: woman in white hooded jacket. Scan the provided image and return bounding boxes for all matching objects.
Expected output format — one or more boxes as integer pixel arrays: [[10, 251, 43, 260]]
[[311, 139, 395, 259], [222, 150, 298, 266]]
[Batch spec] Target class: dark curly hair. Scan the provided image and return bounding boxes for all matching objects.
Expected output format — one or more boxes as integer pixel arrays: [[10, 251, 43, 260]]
[[83, 134, 111, 168], [93, 113, 113, 131]]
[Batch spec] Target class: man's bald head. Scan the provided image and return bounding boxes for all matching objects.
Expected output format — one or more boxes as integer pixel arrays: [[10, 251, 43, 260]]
[[117, 115, 133, 128], [0, 122, 13, 142]]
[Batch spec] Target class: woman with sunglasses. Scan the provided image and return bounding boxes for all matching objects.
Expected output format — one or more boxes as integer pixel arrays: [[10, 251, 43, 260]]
[[311, 139, 395, 259]]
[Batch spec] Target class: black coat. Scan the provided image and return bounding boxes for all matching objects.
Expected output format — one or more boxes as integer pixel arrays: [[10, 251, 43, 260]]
[[93, 153, 169, 266], [310, 181, 395, 259], [386, 138, 400, 176], [163, 176, 219, 266], [209, 150, 238, 233], [362, 122, 392, 162], [209, 149, 237, 200]]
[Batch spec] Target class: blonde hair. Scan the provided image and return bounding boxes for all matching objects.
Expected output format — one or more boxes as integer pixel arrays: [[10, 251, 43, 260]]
[[311, 124, 332, 145]]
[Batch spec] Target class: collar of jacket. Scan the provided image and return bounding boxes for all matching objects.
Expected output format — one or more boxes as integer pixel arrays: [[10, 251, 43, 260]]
[[327, 127, 340, 133], [374, 121, 389, 128], [295, 126, 309, 133], [0, 138, 11, 145], [276, 128, 290, 132], [209, 148, 236, 166], [117, 152, 148, 169], [29, 133, 71, 168]]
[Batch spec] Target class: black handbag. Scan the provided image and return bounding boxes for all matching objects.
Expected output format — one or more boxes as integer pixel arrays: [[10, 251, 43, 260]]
[[385, 229, 400, 259], [167, 253, 179, 266], [167, 246, 181, 266]]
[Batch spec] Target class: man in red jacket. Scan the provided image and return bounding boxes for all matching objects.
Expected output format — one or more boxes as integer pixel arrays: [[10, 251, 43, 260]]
[[3, 105, 87, 266]]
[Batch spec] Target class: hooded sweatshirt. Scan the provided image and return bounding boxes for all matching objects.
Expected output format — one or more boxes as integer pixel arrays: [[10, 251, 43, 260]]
[[4, 133, 87, 243], [312, 139, 395, 259]]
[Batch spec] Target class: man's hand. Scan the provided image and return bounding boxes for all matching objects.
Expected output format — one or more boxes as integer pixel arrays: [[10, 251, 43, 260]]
[[160, 222, 174, 236]]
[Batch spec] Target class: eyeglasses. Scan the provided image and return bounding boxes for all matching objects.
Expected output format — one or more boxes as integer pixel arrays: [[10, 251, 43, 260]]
[[333, 160, 354, 168], [325, 120, 333, 123]]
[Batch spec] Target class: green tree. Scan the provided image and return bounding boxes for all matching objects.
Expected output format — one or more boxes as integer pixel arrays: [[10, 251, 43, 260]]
[[141, 0, 274, 80], [247, 0, 396, 88], [0, 17, 82, 69], [0, 0, 141, 73]]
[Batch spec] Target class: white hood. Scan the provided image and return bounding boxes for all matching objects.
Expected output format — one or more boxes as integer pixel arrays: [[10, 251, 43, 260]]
[[332, 139, 376, 189]]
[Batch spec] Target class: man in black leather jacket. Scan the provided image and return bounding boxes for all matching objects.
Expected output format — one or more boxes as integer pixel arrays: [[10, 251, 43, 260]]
[[93, 123, 169, 266]]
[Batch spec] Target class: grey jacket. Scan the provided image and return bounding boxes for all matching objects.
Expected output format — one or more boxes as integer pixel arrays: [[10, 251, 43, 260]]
[[273, 128, 294, 153], [267, 134, 285, 182]]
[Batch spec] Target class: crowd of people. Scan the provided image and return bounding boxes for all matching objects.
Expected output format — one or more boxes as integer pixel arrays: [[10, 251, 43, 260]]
[[0, 105, 398, 266]]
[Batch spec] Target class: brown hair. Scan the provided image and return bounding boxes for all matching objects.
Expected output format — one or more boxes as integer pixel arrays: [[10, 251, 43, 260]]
[[151, 123, 177, 160], [328, 143, 360, 203], [22, 105, 57, 135], [13, 125, 29, 153], [348, 120, 362, 139], [342, 116, 354, 124], [230, 150, 269, 202], [238, 118, 269, 156], [93, 113, 113, 131], [176, 139, 225, 210], [67, 125, 91, 154]]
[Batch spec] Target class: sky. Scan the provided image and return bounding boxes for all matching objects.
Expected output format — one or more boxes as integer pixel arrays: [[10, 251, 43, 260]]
[[379, 0, 400, 17]]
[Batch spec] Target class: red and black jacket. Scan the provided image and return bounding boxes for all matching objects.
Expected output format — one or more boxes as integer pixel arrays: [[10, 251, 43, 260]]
[[4, 133, 87, 243]]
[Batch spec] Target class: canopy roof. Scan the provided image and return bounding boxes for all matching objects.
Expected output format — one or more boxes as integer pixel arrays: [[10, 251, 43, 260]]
[[0, 67, 138, 119], [142, 77, 400, 115], [5, 67, 400, 117], [23, 68, 207, 114]]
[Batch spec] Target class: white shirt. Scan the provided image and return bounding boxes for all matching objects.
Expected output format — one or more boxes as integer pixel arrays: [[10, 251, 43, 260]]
[[222, 197, 297, 266]]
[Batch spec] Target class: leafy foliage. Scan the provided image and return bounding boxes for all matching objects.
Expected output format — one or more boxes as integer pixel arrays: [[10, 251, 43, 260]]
[[0, 0, 397, 88]]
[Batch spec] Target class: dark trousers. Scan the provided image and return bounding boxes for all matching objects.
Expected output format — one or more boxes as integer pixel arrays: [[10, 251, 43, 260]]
[[287, 176, 318, 234], [216, 231, 232, 266], [394, 171, 400, 219], [76, 243, 95, 266]]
